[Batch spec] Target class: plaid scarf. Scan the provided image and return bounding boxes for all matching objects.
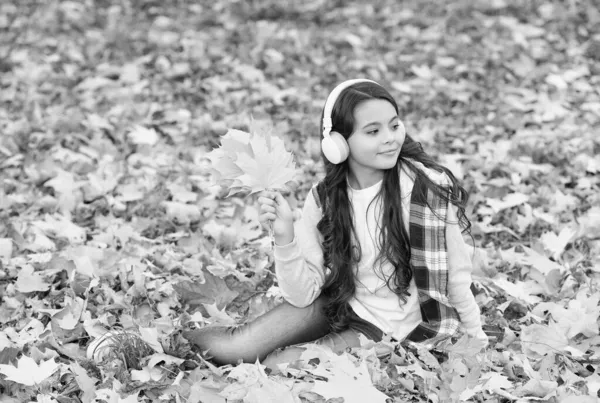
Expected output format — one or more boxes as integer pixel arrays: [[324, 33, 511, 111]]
[[405, 170, 461, 346]]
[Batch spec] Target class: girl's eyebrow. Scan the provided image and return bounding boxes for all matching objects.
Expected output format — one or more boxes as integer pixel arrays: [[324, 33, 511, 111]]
[[361, 116, 398, 129]]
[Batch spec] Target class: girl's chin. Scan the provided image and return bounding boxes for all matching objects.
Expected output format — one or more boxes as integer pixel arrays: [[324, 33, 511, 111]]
[[378, 153, 400, 162], [374, 160, 399, 170]]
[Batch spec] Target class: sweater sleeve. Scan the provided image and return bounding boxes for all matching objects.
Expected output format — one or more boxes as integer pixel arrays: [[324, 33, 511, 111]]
[[272, 186, 326, 308], [446, 204, 488, 345]]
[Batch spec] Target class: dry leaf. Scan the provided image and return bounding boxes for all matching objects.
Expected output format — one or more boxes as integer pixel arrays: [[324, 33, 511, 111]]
[[15, 265, 50, 293], [174, 269, 239, 310], [70, 362, 97, 403], [208, 127, 297, 195], [0, 356, 60, 386], [520, 323, 569, 357]]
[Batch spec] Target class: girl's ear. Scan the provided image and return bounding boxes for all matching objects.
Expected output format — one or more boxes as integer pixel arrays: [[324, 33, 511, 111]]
[[321, 131, 349, 164]]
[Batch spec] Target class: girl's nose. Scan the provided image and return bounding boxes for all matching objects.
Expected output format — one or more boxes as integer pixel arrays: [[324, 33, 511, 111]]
[[383, 128, 395, 142]]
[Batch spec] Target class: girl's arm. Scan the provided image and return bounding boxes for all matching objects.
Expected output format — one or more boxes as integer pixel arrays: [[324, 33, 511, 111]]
[[446, 204, 488, 344], [273, 187, 326, 307]]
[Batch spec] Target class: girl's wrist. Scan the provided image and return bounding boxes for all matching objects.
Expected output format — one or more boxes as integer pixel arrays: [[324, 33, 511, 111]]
[[274, 222, 294, 245], [274, 234, 294, 246]]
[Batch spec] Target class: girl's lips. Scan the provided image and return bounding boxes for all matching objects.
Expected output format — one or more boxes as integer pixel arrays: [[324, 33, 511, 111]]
[[380, 149, 398, 154]]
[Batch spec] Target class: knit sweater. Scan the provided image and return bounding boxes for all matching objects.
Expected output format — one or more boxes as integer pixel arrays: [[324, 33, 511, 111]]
[[273, 163, 486, 343]]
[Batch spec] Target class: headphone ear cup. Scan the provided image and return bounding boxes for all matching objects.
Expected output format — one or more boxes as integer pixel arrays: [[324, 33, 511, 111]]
[[321, 131, 349, 164]]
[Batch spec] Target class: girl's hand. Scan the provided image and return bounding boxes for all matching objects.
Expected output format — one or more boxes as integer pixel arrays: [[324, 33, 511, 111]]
[[258, 191, 294, 246]]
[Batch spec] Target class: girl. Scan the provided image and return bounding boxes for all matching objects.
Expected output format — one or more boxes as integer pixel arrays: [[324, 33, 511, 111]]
[[183, 79, 488, 368]]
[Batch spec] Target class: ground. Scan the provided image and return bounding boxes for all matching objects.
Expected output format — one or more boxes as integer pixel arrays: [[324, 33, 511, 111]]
[[0, 0, 599, 402]]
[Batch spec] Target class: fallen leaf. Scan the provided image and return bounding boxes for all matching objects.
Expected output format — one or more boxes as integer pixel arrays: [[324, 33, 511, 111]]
[[131, 365, 163, 382], [221, 362, 297, 403], [161, 201, 201, 224], [15, 264, 50, 293], [0, 238, 13, 260], [128, 125, 159, 146], [202, 303, 237, 325], [486, 193, 529, 213], [189, 383, 226, 403], [0, 356, 60, 386], [94, 387, 140, 403], [516, 378, 557, 399], [540, 227, 576, 259], [520, 323, 569, 357], [35, 395, 58, 403], [174, 269, 239, 310], [482, 372, 513, 393], [310, 358, 389, 403], [139, 327, 164, 354], [70, 361, 97, 403]]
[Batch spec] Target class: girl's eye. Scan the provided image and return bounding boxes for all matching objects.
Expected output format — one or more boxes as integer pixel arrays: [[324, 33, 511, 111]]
[[367, 129, 379, 135], [392, 124, 400, 130]]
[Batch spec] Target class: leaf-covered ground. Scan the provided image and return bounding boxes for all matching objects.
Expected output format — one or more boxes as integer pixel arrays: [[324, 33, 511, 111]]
[[1, 0, 599, 402]]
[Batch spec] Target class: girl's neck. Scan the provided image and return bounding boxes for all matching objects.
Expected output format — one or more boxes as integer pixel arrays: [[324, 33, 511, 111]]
[[347, 169, 384, 190]]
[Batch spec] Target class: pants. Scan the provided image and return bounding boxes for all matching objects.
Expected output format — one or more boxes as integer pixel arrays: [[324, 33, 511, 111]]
[[182, 295, 384, 368]]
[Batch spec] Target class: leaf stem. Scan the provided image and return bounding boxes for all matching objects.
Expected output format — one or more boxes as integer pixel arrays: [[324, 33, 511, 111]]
[[269, 220, 274, 250]]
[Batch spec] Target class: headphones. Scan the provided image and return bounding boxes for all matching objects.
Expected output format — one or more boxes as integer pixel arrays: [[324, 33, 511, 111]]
[[321, 78, 406, 164]]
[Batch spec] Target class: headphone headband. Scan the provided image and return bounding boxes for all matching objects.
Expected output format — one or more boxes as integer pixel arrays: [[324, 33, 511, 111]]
[[322, 78, 379, 138]]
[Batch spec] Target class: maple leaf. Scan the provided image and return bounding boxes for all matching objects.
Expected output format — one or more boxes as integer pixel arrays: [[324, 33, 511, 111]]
[[209, 149, 245, 181], [540, 227, 576, 259], [35, 394, 59, 403], [207, 129, 254, 183], [207, 127, 297, 195], [220, 129, 255, 156], [486, 192, 529, 213], [70, 362, 97, 403], [444, 334, 487, 357], [15, 264, 50, 293], [308, 357, 389, 403], [0, 356, 60, 386], [201, 302, 237, 325], [520, 323, 569, 357], [481, 372, 513, 394], [235, 147, 296, 194], [221, 362, 297, 403], [516, 378, 558, 399], [94, 387, 140, 403], [174, 269, 239, 310], [32, 214, 86, 244], [532, 291, 600, 338], [188, 383, 226, 403], [139, 327, 164, 353]]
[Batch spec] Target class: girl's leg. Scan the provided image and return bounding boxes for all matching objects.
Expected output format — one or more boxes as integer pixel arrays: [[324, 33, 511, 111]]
[[262, 309, 384, 370], [182, 296, 331, 366]]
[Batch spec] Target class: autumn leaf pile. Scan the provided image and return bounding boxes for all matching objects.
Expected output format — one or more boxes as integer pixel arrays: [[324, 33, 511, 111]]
[[0, 0, 599, 402]]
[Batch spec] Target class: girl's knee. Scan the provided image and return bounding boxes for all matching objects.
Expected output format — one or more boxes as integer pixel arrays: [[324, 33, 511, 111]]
[[314, 329, 362, 353]]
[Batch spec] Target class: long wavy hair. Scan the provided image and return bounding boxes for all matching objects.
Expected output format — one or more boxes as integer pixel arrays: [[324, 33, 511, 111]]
[[315, 81, 471, 332]]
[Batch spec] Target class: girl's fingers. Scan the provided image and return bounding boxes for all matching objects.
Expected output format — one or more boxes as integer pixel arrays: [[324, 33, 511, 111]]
[[260, 205, 276, 214], [273, 192, 287, 205], [262, 191, 277, 199], [258, 212, 276, 223], [258, 196, 276, 205]]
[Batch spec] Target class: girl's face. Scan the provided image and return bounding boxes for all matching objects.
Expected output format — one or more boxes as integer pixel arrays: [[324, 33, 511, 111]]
[[346, 99, 405, 185]]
